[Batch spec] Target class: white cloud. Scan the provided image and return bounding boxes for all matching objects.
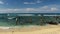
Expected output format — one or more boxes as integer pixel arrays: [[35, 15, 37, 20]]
[[41, 6, 48, 9], [0, 5, 60, 13], [6, 3, 8, 5], [39, 5, 59, 12], [0, 1, 4, 4], [24, 0, 42, 4], [24, 2, 36, 4], [36, 0, 42, 3], [51, 7, 58, 11], [26, 8, 35, 11]]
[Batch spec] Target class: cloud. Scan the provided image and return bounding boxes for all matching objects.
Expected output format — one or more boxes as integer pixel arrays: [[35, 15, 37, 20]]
[[36, 0, 42, 3], [0, 5, 60, 13], [24, 0, 42, 4], [51, 7, 59, 11], [38, 5, 59, 12], [6, 3, 8, 5], [0, 1, 4, 4], [24, 2, 36, 4], [26, 8, 35, 11]]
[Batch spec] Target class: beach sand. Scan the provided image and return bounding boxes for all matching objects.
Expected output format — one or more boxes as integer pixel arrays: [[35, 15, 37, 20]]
[[0, 24, 60, 34]]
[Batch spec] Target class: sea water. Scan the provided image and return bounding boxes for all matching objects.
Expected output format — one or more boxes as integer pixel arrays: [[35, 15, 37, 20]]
[[0, 13, 60, 26]]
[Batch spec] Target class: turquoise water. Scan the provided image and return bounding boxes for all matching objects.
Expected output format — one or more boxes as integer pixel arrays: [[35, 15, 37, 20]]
[[0, 16, 59, 26], [0, 13, 60, 26]]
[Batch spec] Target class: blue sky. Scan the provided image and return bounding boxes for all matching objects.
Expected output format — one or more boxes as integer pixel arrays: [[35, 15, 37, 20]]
[[0, 0, 60, 13]]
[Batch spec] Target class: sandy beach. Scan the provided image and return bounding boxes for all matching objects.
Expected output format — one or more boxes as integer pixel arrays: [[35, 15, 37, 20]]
[[0, 24, 60, 34]]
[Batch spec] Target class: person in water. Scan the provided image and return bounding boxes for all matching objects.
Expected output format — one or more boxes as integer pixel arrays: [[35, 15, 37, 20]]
[[16, 17, 18, 25]]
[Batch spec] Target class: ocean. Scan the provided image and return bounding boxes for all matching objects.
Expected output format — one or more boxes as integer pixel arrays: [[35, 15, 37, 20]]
[[0, 13, 60, 26]]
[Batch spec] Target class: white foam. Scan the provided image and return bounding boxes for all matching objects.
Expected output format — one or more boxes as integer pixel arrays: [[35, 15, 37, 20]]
[[0, 27, 10, 29]]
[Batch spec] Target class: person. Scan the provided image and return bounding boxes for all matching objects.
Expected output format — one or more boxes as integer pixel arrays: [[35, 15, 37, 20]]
[[16, 16, 19, 25]]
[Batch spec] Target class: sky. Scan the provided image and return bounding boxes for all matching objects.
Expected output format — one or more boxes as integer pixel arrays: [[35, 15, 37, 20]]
[[0, 0, 60, 13]]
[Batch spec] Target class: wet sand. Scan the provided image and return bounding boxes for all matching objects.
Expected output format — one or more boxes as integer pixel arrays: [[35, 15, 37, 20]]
[[0, 24, 60, 34]]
